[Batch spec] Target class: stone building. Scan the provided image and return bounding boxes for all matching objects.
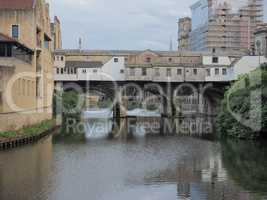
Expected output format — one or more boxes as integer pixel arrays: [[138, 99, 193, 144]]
[[0, 0, 55, 131], [53, 49, 239, 83], [51, 16, 62, 51], [178, 17, 192, 51], [254, 23, 267, 58]]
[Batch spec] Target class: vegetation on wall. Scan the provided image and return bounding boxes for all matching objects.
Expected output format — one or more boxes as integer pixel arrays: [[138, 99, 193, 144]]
[[216, 64, 267, 139], [0, 119, 55, 140]]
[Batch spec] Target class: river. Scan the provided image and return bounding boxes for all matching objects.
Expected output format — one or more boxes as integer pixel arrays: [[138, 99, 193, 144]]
[[0, 119, 267, 200]]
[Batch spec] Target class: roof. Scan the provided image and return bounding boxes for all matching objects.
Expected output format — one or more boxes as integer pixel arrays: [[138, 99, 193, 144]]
[[0, 0, 35, 9], [55, 49, 243, 58], [0, 33, 16, 42], [65, 61, 103, 69], [55, 49, 204, 57], [0, 33, 34, 54]]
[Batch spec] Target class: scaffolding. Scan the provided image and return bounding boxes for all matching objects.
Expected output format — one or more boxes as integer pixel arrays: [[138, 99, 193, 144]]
[[189, 0, 264, 53]]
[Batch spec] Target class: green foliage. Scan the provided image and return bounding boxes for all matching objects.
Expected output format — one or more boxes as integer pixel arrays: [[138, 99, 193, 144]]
[[0, 119, 55, 139], [59, 90, 85, 136], [216, 64, 267, 139], [98, 98, 113, 108]]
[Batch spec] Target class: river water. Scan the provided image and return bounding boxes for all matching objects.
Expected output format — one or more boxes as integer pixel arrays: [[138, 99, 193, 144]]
[[0, 119, 267, 200]]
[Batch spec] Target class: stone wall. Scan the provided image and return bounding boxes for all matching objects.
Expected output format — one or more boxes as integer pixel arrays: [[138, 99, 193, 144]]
[[0, 107, 52, 132]]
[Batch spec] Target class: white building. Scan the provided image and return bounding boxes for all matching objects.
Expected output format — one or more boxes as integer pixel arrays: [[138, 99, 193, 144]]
[[54, 56, 126, 82], [53, 50, 266, 84], [232, 56, 267, 80], [203, 55, 233, 82]]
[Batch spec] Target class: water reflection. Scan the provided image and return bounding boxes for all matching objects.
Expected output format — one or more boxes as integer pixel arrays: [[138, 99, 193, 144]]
[[84, 118, 113, 139], [84, 117, 214, 140], [0, 136, 53, 200], [0, 131, 267, 200], [221, 140, 267, 195]]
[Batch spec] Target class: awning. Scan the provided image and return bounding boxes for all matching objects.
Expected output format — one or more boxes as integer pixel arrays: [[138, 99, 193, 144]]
[[0, 33, 34, 55]]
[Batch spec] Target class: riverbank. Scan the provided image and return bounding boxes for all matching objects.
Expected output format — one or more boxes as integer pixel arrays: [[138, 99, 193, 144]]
[[0, 119, 58, 150]]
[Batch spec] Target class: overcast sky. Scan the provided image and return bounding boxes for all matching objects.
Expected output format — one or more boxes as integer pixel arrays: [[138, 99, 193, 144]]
[[49, 0, 267, 50]]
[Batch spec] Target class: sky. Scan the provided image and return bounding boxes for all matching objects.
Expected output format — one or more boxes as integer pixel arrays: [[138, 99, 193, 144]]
[[48, 0, 267, 50]]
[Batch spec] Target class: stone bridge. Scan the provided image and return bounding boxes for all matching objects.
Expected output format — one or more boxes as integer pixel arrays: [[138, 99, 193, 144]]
[[55, 80, 227, 118]]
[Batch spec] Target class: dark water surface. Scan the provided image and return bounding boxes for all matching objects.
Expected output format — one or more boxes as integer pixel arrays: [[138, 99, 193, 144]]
[[0, 122, 267, 200]]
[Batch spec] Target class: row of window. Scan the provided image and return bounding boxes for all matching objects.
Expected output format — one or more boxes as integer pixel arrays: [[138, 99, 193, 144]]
[[56, 67, 125, 75], [55, 56, 64, 61], [129, 68, 227, 77], [56, 68, 77, 74], [143, 57, 202, 64], [16, 79, 35, 97], [11, 25, 50, 50], [56, 67, 228, 77]]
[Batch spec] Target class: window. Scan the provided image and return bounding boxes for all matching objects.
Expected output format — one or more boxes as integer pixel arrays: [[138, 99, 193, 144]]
[[212, 57, 219, 63], [56, 68, 60, 74], [130, 68, 135, 76], [155, 68, 160, 76], [177, 68, 182, 75], [168, 58, 172, 62], [82, 69, 86, 73], [114, 58, 119, 63], [125, 58, 128, 62], [93, 69, 98, 73], [215, 68, 220, 75], [193, 69, 198, 75], [166, 68, 171, 77], [27, 80, 30, 96], [12, 25, 19, 39], [0, 91, 3, 111], [61, 68, 64, 74], [0, 44, 12, 57], [222, 68, 227, 75], [36, 77, 41, 98], [6, 45, 12, 57], [146, 57, 151, 63], [142, 68, 147, 76], [22, 79, 26, 96], [0, 44, 6, 56], [120, 69, 124, 74], [212, 48, 216, 53], [44, 34, 50, 49], [206, 69, 211, 76], [61, 56, 64, 61], [44, 40, 49, 49]]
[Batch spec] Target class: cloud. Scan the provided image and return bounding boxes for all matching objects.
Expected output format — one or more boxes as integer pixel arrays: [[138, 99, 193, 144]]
[[49, 0, 266, 50]]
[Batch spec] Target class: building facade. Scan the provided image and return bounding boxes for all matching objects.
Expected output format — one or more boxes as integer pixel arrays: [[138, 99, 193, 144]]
[[178, 18, 192, 51], [254, 23, 267, 57], [54, 49, 237, 83], [51, 16, 62, 51], [0, 0, 55, 131], [181, 0, 264, 54]]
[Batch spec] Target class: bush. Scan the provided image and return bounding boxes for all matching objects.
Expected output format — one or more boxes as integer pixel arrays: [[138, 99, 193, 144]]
[[57, 90, 85, 136], [216, 64, 267, 139]]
